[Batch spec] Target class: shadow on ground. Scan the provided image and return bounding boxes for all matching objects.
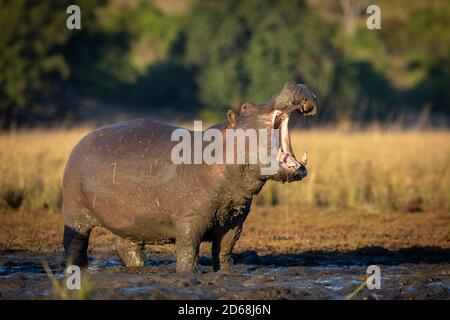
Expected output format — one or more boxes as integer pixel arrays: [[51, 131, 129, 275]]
[[229, 246, 450, 269]]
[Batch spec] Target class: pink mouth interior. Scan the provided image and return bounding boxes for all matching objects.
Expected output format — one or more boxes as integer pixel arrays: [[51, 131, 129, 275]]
[[272, 111, 302, 170]]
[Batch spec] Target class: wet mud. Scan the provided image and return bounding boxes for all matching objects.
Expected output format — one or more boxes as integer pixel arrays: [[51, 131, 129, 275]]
[[0, 249, 449, 300]]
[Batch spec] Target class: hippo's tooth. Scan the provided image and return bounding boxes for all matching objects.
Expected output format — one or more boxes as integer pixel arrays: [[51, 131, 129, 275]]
[[280, 114, 293, 155], [300, 152, 308, 166]]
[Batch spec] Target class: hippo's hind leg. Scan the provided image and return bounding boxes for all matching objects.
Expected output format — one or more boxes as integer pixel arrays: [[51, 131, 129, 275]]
[[115, 238, 145, 267], [212, 225, 242, 272], [63, 224, 92, 268], [62, 201, 96, 268]]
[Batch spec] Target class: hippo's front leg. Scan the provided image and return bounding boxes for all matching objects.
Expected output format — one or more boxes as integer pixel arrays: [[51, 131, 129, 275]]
[[175, 226, 201, 273], [212, 225, 242, 272]]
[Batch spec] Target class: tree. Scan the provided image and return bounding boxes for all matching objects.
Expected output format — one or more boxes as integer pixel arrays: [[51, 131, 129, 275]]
[[0, 0, 72, 127], [184, 0, 337, 120]]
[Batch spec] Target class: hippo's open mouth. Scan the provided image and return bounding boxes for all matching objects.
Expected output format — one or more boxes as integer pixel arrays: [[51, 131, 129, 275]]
[[272, 111, 304, 172], [272, 106, 314, 173]]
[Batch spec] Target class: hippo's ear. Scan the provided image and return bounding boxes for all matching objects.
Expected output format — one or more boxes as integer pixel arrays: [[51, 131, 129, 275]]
[[240, 102, 258, 116], [227, 110, 238, 127]]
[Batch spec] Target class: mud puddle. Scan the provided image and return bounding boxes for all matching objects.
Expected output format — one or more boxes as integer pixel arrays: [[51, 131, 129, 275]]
[[0, 251, 449, 299]]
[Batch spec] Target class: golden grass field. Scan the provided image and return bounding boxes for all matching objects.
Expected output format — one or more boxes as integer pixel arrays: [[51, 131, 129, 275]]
[[0, 127, 449, 255]]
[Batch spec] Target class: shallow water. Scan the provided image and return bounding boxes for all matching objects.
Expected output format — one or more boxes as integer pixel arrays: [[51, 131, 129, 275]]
[[0, 252, 449, 299]]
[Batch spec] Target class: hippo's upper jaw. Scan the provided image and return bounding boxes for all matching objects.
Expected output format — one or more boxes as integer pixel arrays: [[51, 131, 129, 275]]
[[264, 82, 318, 116]]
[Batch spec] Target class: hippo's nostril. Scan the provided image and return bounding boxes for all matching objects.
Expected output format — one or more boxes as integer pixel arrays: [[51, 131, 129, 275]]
[[292, 170, 305, 181], [293, 166, 307, 180]]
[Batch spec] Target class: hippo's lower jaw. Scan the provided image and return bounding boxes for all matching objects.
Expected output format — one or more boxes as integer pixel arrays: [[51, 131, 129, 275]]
[[271, 110, 308, 183]]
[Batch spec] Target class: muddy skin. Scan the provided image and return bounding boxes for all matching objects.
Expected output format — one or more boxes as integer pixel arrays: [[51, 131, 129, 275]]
[[62, 83, 318, 273]]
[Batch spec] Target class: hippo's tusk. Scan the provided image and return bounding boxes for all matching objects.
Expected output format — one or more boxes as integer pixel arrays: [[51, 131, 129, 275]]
[[299, 152, 308, 166]]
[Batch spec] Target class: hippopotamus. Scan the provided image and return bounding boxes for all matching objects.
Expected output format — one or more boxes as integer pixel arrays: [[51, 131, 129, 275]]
[[62, 82, 318, 272]]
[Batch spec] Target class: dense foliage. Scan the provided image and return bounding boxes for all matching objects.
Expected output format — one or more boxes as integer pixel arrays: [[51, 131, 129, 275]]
[[0, 0, 448, 126]]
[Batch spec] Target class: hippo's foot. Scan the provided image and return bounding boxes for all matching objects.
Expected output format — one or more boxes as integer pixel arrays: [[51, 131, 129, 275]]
[[212, 226, 241, 272], [219, 257, 235, 272], [176, 251, 199, 273], [212, 255, 235, 272], [115, 238, 145, 267], [176, 260, 199, 273]]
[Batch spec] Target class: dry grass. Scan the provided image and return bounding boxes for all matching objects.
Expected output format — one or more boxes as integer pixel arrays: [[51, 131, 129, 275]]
[[259, 128, 450, 213], [0, 126, 449, 254], [0, 128, 89, 211], [241, 207, 450, 253]]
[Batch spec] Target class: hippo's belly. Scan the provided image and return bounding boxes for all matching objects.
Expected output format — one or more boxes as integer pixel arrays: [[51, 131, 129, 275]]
[[107, 212, 177, 243], [79, 172, 184, 241]]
